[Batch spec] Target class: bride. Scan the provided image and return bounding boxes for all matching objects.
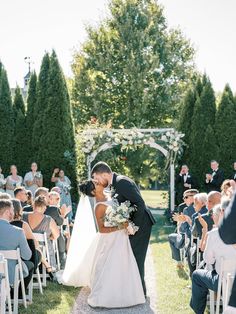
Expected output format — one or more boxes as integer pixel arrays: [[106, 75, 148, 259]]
[[63, 179, 145, 308]]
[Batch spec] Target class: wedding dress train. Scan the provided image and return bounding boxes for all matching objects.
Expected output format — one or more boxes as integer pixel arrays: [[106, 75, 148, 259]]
[[63, 197, 145, 308]]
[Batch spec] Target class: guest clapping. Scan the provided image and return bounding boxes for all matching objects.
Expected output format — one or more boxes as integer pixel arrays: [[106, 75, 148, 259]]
[[24, 162, 43, 196], [5, 165, 23, 197], [205, 160, 224, 192]]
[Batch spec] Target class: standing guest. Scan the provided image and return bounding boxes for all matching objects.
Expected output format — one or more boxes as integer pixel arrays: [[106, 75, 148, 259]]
[[24, 162, 43, 197], [0, 199, 34, 292], [14, 186, 28, 207], [230, 161, 236, 181], [0, 166, 6, 193], [175, 165, 198, 206], [205, 160, 224, 192], [219, 184, 236, 313], [23, 195, 59, 269], [5, 165, 23, 197], [51, 168, 72, 208]]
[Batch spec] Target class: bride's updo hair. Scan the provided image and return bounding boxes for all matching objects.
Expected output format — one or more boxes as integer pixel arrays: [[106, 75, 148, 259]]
[[79, 180, 95, 197]]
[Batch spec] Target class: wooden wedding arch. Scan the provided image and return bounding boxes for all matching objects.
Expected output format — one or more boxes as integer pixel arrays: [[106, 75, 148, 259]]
[[78, 127, 185, 212]]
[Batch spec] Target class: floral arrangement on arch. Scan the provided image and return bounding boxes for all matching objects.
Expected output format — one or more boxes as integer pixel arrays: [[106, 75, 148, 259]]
[[77, 125, 185, 167]]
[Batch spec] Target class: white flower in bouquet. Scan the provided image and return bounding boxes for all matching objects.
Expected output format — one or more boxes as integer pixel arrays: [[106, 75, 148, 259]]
[[104, 197, 139, 233], [35, 171, 42, 179]]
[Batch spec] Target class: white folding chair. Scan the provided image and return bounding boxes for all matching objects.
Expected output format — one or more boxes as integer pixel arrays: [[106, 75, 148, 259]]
[[33, 233, 50, 288], [209, 257, 236, 314], [0, 249, 27, 314], [225, 273, 234, 308], [53, 239, 60, 271], [0, 255, 12, 314]]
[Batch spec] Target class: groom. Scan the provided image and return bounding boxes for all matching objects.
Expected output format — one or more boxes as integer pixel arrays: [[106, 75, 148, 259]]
[[91, 161, 156, 296]]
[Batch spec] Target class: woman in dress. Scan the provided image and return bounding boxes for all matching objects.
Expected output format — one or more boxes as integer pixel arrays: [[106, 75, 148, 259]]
[[24, 162, 43, 197], [63, 180, 145, 308], [0, 165, 6, 193], [23, 195, 59, 269], [5, 165, 23, 197], [51, 168, 72, 219]]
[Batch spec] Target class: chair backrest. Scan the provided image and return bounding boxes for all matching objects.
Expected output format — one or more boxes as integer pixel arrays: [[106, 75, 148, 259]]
[[0, 248, 20, 262], [33, 232, 50, 264]]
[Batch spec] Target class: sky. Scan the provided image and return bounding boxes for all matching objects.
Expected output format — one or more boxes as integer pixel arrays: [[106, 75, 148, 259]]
[[0, 0, 235, 92]]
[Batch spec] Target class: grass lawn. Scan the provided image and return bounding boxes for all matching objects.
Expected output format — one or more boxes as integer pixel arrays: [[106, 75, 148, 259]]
[[18, 190, 192, 314], [141, 190, 192, 314], [19, 282, 78, 314]]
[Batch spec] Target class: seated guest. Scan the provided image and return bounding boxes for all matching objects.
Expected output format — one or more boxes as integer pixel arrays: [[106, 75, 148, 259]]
[[48, 191, 71, 268], [221, 179, 232, 197], [219, 184, 236, 312], [0, 193, 11, 200], [0, 199, 34, 292], [0, 165, 6, 193], [230, 161, 236, 181], [190, 200, 236, 314], [168, 189, 198, 268], [24, 162, 43, 197], [5, 165, 23, 198], [14, 186, 28, 207], [185, 193, 208, 276], [26, 190, 33, 206], [10, 199, 55, 276], [193, 191, 221, 239], [199, 198, 231, 252], [175, 165, 198, 206], [205, 160, 224, 192], [23, 196, 59, 269], [34, 187, 64, 226]]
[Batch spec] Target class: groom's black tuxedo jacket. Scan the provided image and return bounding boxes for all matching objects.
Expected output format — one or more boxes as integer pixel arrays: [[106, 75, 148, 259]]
[[111, 173, 156, 227]]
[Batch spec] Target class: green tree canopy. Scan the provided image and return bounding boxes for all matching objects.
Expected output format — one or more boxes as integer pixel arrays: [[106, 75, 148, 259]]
[[39, 51, 77, 191], [72, 0, 195, 128], [0, 62, 14, 172]]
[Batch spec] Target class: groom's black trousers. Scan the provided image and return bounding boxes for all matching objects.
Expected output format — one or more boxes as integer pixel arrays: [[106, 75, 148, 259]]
[[129, 214, 153, 296]]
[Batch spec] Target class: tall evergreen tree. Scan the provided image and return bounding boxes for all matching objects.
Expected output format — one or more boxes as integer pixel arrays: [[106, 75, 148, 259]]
[[0, 62, 14, 172], [39, 51, 77, 190], [201, 124, 219, 174], [32, 53, 50, 163], [25, 72, 37, 165], [189, 75, 216, 182], [13, 88, 28, 174], [215, 84, 236, 177]]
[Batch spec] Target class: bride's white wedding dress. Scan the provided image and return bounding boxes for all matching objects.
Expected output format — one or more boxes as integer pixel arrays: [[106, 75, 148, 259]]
[[63, 196, 145, 308]]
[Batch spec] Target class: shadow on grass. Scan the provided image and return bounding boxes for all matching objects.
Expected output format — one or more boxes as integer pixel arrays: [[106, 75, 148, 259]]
[[177, 268, 189, 280], [19, 282, 78, 314]]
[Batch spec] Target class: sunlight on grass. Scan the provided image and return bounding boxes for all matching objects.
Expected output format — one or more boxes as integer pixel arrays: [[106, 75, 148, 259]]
[[141, 190, 168, 209], [151, 215, 192, 314]]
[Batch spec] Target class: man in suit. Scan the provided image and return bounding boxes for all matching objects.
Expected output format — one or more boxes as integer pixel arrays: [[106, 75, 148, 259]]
[[168, 189, 198, 268], [219, 185, 236, 312], [175, 165, 198, 206], [205, 160, 224, 192], [14, 186, 28, 208], [91, 161, 155, 297], [193, 191, 221, 239], [230, 161, 236, 181], [0, 199, 34, 291]]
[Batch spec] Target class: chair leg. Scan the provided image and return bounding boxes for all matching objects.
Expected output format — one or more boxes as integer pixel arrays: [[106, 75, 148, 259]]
[[36, 268, 43, 294], [42, 265, 47, 287], [209, 290, 215, 314], [13, 271, 19, 314], [28, 278, 33, 304]]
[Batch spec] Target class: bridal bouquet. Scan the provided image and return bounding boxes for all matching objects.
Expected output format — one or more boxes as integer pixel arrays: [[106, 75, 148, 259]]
[[104, 196, 139, 235]]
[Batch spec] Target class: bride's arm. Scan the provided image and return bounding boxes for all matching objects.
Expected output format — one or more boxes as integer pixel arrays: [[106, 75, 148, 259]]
[[95, 204, 128, 233]]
